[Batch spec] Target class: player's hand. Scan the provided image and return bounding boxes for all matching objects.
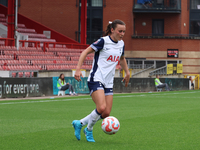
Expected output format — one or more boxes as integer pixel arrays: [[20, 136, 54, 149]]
[[122, 73, 130, 87], [67, 83, 69, 85], [74, 69, 83, 82]]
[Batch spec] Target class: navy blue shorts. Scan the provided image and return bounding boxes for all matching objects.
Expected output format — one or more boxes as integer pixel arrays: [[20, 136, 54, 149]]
[[87, 81, 113, 96]]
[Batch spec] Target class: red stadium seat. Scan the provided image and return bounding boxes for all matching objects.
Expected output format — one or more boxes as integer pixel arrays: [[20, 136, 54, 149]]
[[17, 28, 36, 33], [12, 72, 16, 78], [17, 24, 26, 28], [0, 14, 5, 18], [0, 18, 6, 22], [18, 72, 23, 77], [25, 72, 30, 77]]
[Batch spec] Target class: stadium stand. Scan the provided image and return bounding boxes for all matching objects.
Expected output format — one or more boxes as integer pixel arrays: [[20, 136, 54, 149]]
[[0, 5, 96, 77], [0, 45, 93, 77], [0, 13, 57, 43]]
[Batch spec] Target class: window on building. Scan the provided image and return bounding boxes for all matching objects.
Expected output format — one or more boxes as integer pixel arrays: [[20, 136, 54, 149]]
[[152, 19, 164, 36], [190, 21, 200, 35], [0, 0, 8, 7], [91, 0, 102, 7], [156, 61, 166, 68], [191, 0, 200, 9], [78, 0, 103, 44]]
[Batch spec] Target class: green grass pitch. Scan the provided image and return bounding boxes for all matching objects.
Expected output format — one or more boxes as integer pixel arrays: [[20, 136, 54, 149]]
[[0, 90, 200, 150]]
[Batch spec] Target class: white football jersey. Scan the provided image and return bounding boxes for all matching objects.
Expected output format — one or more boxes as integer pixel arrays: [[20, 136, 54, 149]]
[[88, 36, 125, 88]]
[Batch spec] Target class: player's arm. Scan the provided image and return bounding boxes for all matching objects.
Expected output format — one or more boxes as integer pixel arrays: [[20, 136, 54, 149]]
[[75, 46, 94, 81], [120, 56, 130, 87], [75, 38, 104, 81]]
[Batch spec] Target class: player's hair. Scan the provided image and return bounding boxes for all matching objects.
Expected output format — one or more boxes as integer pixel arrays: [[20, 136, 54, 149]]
[[59, 73, 65, 81], [105, 19, 126, 36]]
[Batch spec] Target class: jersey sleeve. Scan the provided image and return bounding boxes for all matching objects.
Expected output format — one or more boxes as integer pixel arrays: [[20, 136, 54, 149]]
[[90, 38, 104, 52], [122, 45, 125, 56]]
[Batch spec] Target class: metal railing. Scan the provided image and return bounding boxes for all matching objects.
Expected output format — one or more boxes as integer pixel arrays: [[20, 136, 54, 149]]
[[0, 38, 15, 46], [132, 65, 154, 77], [132, 34, 200, 38], [18, 40, 88, 52], [133, 0, 181, 12], [129, 64, 154, 69], [149, 65, 167, 76]]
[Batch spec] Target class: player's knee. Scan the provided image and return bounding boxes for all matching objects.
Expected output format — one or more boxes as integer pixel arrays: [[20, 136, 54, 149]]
[[98, 104, 106, 114]]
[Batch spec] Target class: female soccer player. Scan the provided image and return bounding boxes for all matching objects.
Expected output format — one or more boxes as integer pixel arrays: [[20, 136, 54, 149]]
[[72, 19, 130, 142]]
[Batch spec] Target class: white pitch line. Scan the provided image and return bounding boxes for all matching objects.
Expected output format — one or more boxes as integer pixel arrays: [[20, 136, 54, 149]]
[[0, 91, 199, 105], [0, 98, 91, 105], [153, 96, 200, 99], [149, 91, 200, 96], [0, 94, 146, 105], [116, 95, 146, 98]]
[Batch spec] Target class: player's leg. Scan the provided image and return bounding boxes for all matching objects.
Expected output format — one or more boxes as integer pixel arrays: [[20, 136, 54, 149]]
[[81, 82, 106, 126], [72, 82, 105, 142], [101, 95, 113, 118], [81, 92, 113, 123], [98, 88, 113, 120], [80, 114, 91, 126], [87, 89, 106, 128], [84, 89, 106, 142]]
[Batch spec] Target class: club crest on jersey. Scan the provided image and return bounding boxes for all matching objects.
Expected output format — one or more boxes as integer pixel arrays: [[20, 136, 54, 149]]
[[107, 55, 119, 62]]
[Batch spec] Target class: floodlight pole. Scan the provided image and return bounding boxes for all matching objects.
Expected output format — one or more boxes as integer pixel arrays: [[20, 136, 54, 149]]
[[7, 0, 15, 46], [15, 0, 18, 49], [80, 0, 87, 44]]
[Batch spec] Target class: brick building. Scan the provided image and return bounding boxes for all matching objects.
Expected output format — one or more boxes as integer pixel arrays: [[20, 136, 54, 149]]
[[1, 0, 199, 74]]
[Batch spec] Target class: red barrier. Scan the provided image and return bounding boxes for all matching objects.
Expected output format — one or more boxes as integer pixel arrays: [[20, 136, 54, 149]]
[[0, 38, 15, 46], [19, 40, 41, 48], [43, 42, 88, 52], [19, 40, 88, 52]]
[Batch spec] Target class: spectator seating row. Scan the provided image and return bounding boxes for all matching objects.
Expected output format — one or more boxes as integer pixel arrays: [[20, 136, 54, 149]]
[[17, 28, 36, 33], [20, 33, 47, 39], [0, 55, 13, 60], [0, 46, 94, 73], [0, 46, 42, 51], [46, 65, 92, 70], [28, 38, 56, 42], [6, 65, 41, 71], [0, 63, 92, 71], [18, 55, 66, 60], [0, 60, 29, 65], [31, 60, 79, 65], [3, 50, 55, 56], [46, 48, 84, 53], [12, 72, 34, 78], [19, 47, 43, 51]]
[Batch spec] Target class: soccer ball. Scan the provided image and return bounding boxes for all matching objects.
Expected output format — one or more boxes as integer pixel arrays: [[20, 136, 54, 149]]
[[101, 116, 120, 135]]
